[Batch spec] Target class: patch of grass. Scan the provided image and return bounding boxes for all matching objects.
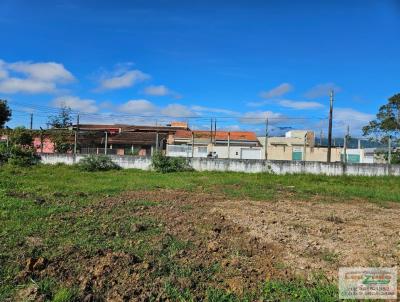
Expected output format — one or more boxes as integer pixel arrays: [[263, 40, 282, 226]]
[[321, 250, 339, 263], [261, 278, 338, 302], [36, 277, 57, 299], [52, 287, 79, 302], [274, 261, 288, 270], [165, 282, 195, 302], [206, 288, 239, 302]]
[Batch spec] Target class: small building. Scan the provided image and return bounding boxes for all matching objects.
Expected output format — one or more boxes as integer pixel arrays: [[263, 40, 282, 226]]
[[167, 130, 263, 159], [75, 123, 188, 156], [258, 130, 342, 162]]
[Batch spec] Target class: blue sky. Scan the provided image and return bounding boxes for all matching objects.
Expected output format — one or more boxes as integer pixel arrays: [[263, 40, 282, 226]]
[[1, 0, 399, 136]]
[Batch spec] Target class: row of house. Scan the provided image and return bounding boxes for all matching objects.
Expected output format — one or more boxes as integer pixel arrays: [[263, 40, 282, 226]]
[[1, 122, 385, 163]]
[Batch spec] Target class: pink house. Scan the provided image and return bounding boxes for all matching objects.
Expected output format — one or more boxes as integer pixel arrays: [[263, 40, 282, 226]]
[[33, 137, 55, 153]]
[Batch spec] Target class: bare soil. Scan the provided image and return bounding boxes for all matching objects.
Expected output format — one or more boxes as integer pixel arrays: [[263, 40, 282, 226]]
[[15, 189, 400, 301], [213, 198, 400, 279]]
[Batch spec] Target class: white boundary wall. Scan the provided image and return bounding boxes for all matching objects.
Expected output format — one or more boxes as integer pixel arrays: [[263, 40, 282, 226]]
[[39, 154, 400, 176]]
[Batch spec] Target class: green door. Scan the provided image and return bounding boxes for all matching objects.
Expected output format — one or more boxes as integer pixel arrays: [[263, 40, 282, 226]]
[[347, 154, 360, 163], [292, 150, 303, 161], [341, 154, 361, 163]]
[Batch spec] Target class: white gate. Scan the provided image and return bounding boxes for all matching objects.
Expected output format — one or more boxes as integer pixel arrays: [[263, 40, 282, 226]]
[[240, 148, 261, 159]]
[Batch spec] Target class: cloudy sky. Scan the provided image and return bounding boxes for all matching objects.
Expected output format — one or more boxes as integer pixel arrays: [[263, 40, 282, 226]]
[[1, 0, 400, 136]]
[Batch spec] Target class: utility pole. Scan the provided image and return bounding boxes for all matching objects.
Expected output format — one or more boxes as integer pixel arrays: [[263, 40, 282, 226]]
[[39, 127, 44, 153], [327, 90, 334, 162], [214, 118, 217, 145], [265, 118, 269, 160], [303, 133, 307, 161], [155, 131, 159, 152], [388, 135, 392, 164], [343, 125, 349, 164], [227, 132, 231, 159], [319, 129, 323, 146], [104, 131, 108, 155], [74, 114, 79, 155], [210, 118, 213, 144], [191, 131, 195, 158], [30, 113, 33, 130]]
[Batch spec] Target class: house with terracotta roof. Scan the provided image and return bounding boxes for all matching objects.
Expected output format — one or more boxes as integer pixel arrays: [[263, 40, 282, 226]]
[[167, 129, 263, 159]]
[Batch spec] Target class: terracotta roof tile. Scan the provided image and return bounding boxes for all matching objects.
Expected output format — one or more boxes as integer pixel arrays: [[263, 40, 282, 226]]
[[174, 130, 258, 141]]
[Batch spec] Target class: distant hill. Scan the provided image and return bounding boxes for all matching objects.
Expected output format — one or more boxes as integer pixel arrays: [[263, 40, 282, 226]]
[[315, 137, 391, 148]]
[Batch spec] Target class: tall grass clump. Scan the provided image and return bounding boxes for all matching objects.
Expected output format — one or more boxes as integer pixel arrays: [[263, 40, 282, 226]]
[[151, 151, 191, 173], [77, 155, 121, 172]]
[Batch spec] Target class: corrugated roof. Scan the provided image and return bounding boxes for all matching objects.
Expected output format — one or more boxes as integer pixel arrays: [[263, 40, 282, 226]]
[[76, 124, 189, 133], [107, 132, 167, 144]]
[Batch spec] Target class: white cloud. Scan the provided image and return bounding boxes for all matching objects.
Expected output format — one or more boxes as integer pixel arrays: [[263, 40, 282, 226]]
[[260, 83, 293, 99], [117, 100, 196, 118], [117, 99, 158, 115], [0, 59, 74, 94], [161, 104, 195, 117], [191, 105, 239, 116], [143, 84, 182, 98], [247, 98, 323, 110], [0, 78, 55, 94], [278, 99, 323, 110], [8, 61, 74, 82], [97, 69, 150, 91], [52, 96, 98, 113], [304, 83, 341, 99], [0, 60, 8, 79], [143, 85, 170, 96], [240, 110, 286, 125], [333, 107, 374, 134]]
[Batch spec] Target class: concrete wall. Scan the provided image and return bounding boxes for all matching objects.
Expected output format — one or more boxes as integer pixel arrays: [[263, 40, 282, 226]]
[[39, 153, 152, 170], [38, 153, 400, 176], [166, 144, 263, 159], [264, 145, 342, 162]]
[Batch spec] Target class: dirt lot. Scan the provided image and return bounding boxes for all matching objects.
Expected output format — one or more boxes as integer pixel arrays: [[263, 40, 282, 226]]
[[14, 188, 400, 301], [214, 198, 400, 279]]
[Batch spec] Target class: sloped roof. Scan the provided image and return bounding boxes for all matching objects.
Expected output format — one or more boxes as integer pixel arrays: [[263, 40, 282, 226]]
[[107, 132, 167, 144], [76, 124, 188, 133], [76, 124, 128, 132], [174, 130, 258, 141]]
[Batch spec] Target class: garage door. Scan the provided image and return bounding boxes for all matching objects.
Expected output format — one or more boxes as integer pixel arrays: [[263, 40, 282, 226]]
[[241, 148, 261, 159]]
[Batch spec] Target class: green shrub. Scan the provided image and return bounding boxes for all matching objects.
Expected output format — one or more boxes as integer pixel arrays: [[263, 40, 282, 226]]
[[0, 144, 39, 166], [9, 127, 33, 146], [151, 151, 191, 173], [0, 143, 10, 164], [77, 155, 121, 171]]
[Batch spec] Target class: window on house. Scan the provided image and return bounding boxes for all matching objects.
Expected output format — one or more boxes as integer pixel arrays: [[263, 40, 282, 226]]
[[197, 146, 207, 154]]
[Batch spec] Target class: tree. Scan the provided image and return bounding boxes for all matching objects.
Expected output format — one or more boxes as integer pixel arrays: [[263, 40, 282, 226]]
[[47, 106, 74, 153], [0, 99, 12, 128], [48, 106, 73, 129], [363, 93, 400, 164], [9, 127, 33, 146], [363, 93, 400, 142]]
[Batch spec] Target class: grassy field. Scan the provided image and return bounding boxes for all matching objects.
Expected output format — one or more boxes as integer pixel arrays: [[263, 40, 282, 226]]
[[1, 164, 399, 301]]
